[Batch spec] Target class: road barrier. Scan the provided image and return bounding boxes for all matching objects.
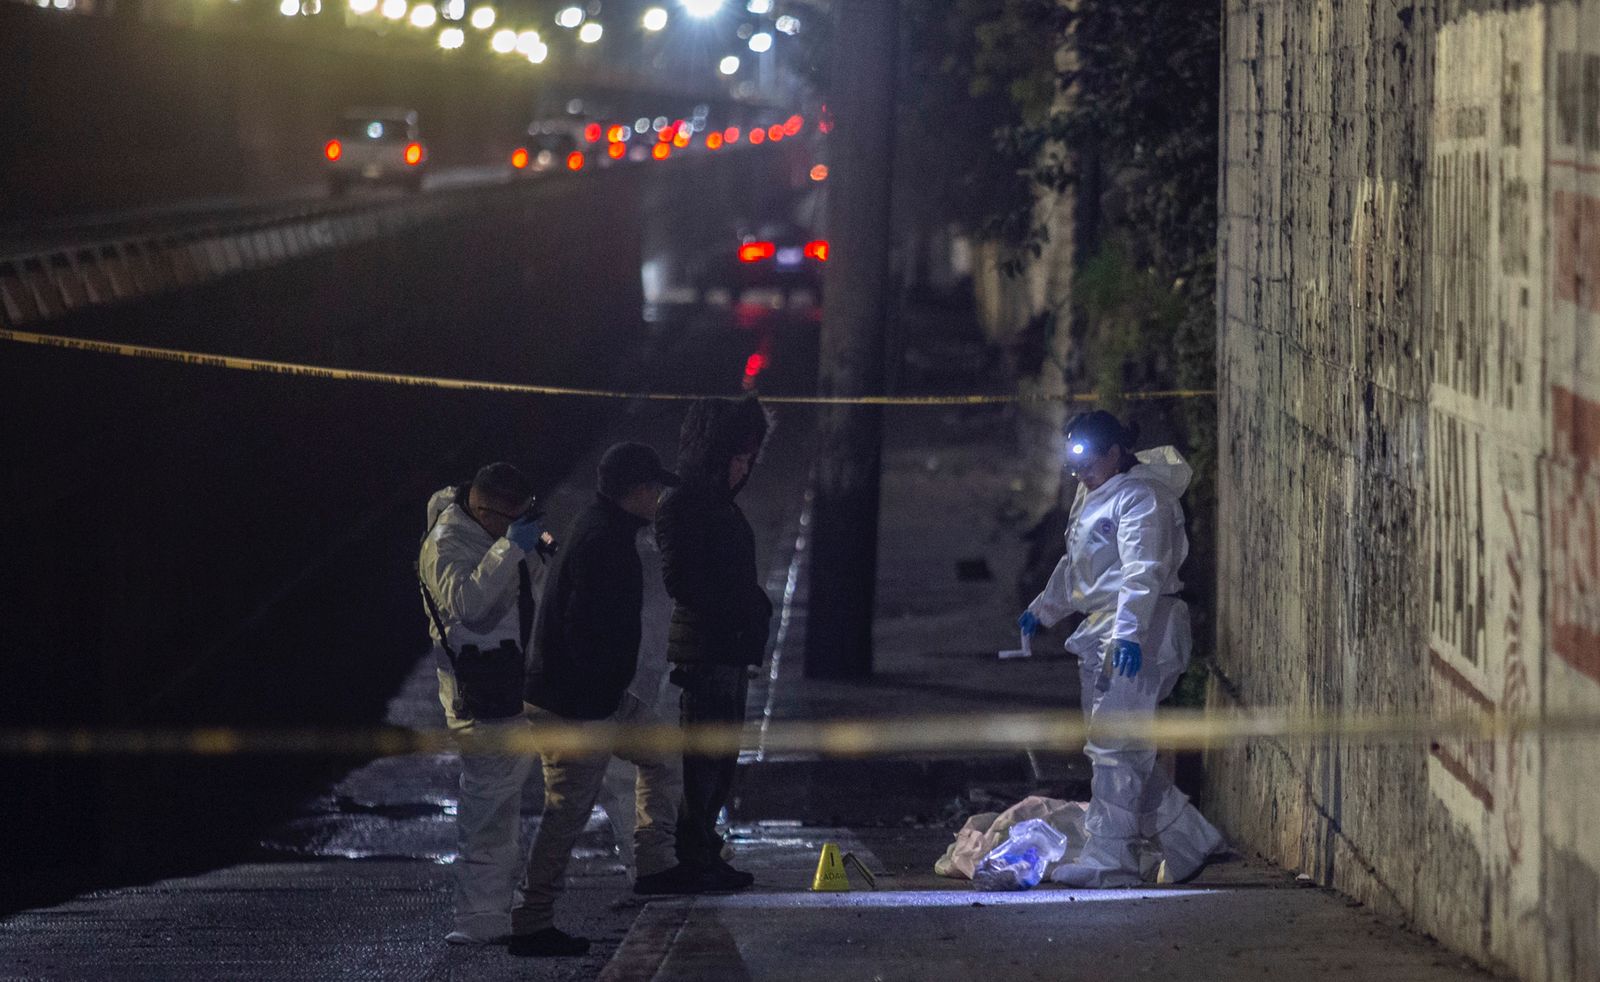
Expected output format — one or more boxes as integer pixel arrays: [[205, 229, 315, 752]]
[[2, 707, 1596, 760], [0, 327, 1216, 406]]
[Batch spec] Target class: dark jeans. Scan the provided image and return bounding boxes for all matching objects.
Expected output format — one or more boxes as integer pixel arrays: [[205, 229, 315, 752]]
[[673, 664, 750, 868]]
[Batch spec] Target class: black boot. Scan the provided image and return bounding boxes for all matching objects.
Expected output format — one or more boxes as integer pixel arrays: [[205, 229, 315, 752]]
[[508, 927, 591, 957]]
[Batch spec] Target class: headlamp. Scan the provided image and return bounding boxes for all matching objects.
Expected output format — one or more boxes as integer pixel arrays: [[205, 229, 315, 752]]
[[1065, 439, 1093, 461]]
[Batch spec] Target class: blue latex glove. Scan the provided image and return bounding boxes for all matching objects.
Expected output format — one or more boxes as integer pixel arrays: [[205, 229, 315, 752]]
[[1110, 639, 1142, 678], [506, 516, 545, 553], [1017, 611, 1041, 637]]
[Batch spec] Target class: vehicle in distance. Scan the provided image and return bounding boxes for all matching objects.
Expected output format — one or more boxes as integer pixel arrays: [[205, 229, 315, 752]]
[[510, 120, 586, 175], [691, 222, 828, 306], [324, 109, 426, 194]]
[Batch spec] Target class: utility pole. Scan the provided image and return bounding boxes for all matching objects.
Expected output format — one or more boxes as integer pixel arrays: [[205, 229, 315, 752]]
[[804, 0, 897, 680]]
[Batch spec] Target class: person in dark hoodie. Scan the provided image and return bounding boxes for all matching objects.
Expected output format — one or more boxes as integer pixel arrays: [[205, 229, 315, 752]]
[[656, 396, 773, 890], [508, 443, 707, 959]]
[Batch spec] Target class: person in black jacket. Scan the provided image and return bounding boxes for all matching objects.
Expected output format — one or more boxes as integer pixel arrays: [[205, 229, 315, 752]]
[[508, 443, 706, 959], [656, 396, 773, 890]]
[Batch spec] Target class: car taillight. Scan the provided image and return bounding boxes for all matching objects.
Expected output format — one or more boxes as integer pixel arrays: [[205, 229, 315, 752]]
[[707, 133, 724, 151], [324, 140, 342, 161], [724, 126, 741, 144], [744, 352, 768, 377], [511, 148, 529, 169], [749, 129, 766, 145], [566, 151, 585, 171], [405, 143, 423, 165], [607, 141, 626, 159], [767, 125, 784, 142], [652, 143, 671, 160], [584, 123, 602, 143], [739, 241, 776, 263], [804, 240, 829, 262]]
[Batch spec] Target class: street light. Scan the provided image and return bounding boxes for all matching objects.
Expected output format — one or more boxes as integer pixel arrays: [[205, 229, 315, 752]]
[[555, 5, 583, 28], [748, 31, 771, 53], [718, 54, 740, 75], [381, 0, 406, 20], [409, 4, 437, 28], [681, 0, 722, 18], [578, 21, 603, 42], [440, 0, 463, 18], [490, 27, 517, 52], [527, 42, 548, 63], [439, 27, 465, 47], [278, 0, 297, 15], [349, 0, 379, 14], [516, 30, 541, 54], [468, 5, 494, 28], [642, 6, 668, 31], [746, 0, 771, 12], [775, 14, 799, 34]]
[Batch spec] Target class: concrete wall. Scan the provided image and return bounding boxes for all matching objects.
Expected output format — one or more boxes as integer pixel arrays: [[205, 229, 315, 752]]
[[1211, 1, 1600, 978]]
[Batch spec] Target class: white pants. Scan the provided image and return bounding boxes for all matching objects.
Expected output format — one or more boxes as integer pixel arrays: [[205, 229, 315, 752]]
[[450, 715, 537, 939], [1064, 598, 1222, 886]]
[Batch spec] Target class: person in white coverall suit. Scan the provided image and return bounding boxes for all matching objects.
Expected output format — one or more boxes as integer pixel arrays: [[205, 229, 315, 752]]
[[1019, 411, 1226, 886], [418, 463, 550, 946]]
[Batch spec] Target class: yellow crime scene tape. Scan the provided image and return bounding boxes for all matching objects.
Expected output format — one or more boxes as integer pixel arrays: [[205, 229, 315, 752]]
[[4, 708, 1599, 760], [0, 327, 1216, 406]]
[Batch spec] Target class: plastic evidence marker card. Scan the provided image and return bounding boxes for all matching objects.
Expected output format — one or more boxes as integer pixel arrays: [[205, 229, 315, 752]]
[[999, 632, 1034, 660]]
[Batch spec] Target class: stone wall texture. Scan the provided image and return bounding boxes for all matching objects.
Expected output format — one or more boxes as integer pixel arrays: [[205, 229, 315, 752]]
[[1212, 1, 1600, 978]]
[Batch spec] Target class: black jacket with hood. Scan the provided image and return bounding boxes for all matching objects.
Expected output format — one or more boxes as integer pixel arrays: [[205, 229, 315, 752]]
[[656, 398, 774, 668], [525, 493, 649, 720]]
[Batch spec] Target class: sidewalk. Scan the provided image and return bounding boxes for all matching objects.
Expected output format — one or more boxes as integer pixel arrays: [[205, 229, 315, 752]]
[[0, 368, 1500, 981], [615, 402, 1501, 982]]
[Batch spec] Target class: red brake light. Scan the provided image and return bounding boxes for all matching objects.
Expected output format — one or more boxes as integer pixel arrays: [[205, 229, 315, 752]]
[[324, 140, 342, 161], [608, 141, 626, 159], [566, 151, 585, 171], [652, 143, 671, 160], [749, 128, 766, 145], [511, 148, 529, 169], [607, 125, 627, 143], [804, 240, 829, 262], [584, 123, 602, 143], [784, 114, 803, 135], [767, 125, 784, 141], [673, 131, 691, 149], [404, 142, 423, 165], [706, 133, 724, 151], [809, 164, 829, 182], [739, 241, 776, 263], [724, 127, 741, 144], [744, 352, 768, 377]]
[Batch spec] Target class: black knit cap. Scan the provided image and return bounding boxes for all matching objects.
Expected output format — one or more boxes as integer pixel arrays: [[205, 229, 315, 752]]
[[1065, 411, 1140, 455]]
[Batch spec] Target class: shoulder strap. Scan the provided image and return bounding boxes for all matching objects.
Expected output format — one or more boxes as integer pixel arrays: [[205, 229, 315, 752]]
[[418, 497, 459, 668]]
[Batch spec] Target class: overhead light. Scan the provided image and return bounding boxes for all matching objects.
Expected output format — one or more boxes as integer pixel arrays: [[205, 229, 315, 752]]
[[515, 30, 541, 54], [439, 26, 465, 47], [348, 0, 379, 14], [555, 5, 583, 27], [468, 5, 494, 28], [642, 6, 668, 31], [578, 21, 603, 42], [719, 54, 741, 75], [278, 0, 298, 14], [775, 14, 799, 34], [440, 0, 463, 19], [681, 0, 722, 18], [490, 27, 516, 52], [380, 0, 406, 18], [527, 42, 549, 63], [748, 31, 771, 53], [746, 0, 771, 12], [409, 4, 437, 28]]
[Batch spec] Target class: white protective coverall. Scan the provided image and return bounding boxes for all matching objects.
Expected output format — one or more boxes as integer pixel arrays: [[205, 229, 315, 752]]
[[419, 487, 537, 943], [1025, 447, 1225, 886]]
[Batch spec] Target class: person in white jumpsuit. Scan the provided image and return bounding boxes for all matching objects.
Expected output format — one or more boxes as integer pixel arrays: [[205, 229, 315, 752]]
[[418, 464, 548, 946], [1020, 412, 1225, 887]]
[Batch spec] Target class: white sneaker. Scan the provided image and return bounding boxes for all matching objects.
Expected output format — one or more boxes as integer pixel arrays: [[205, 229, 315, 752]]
[[445, 930, 496, 946]]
